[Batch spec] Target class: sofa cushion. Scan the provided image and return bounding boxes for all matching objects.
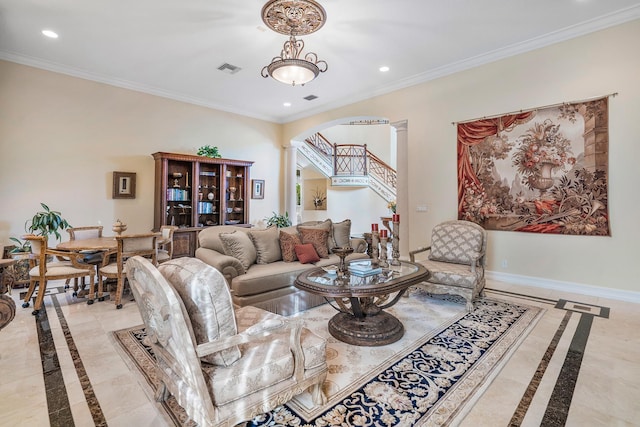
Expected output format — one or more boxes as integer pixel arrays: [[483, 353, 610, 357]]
[[298, 228, 330, 258], [219, 230, 256, 270], [157, 258, 241, 367], [331, 219, 352, 249], [279, 231, 302, 262], [295, 243, 321, 264], [248, 226, 282, 264], [298, 219, 332, 253]]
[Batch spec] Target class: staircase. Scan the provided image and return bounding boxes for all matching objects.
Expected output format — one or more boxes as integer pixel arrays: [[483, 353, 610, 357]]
[[299, 133, 396, 203]]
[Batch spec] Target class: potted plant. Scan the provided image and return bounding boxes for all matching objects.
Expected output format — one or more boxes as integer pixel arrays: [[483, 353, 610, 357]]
[[25, 203, 72, 241], [265, 211, 292, 228], [9, 203, 72, 287], [197, 145, 222, 159]]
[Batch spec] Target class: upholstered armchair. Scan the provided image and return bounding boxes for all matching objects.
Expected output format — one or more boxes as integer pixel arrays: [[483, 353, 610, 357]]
[[126, 256, 327, 427], [409, 220, 487, 311]]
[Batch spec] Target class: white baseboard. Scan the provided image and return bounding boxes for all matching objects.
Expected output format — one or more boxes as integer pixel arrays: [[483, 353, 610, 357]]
[[486, 270, 640, 304]]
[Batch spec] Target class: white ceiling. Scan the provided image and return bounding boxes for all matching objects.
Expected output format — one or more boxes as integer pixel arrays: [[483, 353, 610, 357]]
[[1, 0, 639, 123]]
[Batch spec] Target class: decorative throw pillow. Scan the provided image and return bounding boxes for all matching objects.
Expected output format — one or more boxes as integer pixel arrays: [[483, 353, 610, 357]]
[[248, 226, 282, 264], [331, 219, 352, 249], [295, 243, 321, 264], [219, 230, 256, 271], [298, 219, 333, 252], [298, 228, 330, 258], [158, 258, 240, 367], [279, 231, 302, 262]]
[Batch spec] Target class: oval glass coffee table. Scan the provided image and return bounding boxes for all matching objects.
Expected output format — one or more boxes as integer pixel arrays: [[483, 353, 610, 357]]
[[295, 260, 429, 346]]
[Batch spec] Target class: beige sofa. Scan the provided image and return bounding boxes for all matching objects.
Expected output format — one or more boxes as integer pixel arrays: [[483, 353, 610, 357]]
[[195, 219, 368, 309]]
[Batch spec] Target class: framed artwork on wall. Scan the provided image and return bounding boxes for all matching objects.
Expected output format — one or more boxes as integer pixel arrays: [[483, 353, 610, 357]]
[[113, 172, 136, 199], [252, 179, 264, 199]]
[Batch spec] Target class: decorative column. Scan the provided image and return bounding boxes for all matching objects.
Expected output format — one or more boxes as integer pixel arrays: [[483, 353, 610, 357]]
[[391, 120, 409, 257], [284, 142, 301, 224]]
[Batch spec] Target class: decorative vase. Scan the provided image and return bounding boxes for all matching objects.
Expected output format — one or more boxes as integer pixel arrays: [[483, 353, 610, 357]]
[[112, 219, 127, 236], [530, 162, 555, 196]]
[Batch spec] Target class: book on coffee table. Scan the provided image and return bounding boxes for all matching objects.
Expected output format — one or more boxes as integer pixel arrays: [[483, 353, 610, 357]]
[[348, 261, 383, 277]]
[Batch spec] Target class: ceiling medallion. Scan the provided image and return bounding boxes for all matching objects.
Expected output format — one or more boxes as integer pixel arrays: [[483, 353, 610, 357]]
[[261, 0, 326, 36], [261, 0, 328, 86]]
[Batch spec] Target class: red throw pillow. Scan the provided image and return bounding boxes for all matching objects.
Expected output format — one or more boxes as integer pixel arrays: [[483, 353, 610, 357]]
[[295, 243, 321, 264]]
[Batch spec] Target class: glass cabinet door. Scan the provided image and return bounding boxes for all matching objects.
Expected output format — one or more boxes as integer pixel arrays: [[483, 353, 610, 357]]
[[223, 165, 246, 225], [166, 160, 193, 228], [197, 163, 221, 226]]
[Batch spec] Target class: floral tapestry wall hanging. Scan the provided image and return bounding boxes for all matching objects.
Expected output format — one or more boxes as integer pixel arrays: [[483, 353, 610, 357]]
[[457, 96, 610, 236]]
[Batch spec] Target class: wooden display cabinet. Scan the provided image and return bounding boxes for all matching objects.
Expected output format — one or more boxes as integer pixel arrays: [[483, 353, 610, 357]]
[[152, 152, 253, 257]]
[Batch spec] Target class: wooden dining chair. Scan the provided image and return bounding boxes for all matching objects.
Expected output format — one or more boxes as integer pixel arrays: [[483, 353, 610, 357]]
[[65, 225, 104, 296], [97, 233, 157, 309], [21, 235, 96, 315], [157, 225, 178, 264]]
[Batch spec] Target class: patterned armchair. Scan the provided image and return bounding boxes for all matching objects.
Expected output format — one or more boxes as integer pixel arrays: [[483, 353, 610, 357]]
[[126, 256, 327, 427], [409, 220, 487, 311]]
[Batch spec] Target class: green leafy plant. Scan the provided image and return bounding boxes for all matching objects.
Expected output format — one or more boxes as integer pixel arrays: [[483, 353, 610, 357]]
[[265, 211, 292, 228], [25, 203, 71, 241], [197, 145, 222, 159], [8, 236, 31, 253]]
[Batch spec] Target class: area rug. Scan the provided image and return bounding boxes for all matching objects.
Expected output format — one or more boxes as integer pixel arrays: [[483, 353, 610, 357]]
[[112, 290, 543, 426]]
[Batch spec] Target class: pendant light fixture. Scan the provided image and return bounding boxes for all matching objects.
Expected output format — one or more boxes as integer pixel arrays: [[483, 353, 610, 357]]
[[260, 0, 328, 86]]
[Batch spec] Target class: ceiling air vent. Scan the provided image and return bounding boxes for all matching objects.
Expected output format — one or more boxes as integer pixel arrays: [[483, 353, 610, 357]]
[[217, 63, 241, 74], [304, 95, 318, 101]]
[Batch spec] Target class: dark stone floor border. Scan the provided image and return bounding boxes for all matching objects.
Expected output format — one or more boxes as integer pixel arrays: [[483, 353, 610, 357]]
[[33, 287, 108, 426]]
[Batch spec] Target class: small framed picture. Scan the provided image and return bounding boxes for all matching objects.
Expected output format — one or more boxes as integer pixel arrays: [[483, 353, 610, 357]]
[[252, 179, 264, 199], [113, 172, 136, 199]]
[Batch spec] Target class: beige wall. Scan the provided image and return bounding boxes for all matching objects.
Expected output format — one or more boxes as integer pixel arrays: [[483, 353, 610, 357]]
[[0, 61, 282, 243], [284, 20, 640, 294], [2, 20, 639, 296]]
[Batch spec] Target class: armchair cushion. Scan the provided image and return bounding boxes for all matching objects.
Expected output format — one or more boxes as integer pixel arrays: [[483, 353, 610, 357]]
[[202, 306, 327, 406], [158, 258, 241, 367], [428, 220, 485, 266], [418, 258, 482, 289], [248, 226, 282, 264], [219, 230, 257, 271]]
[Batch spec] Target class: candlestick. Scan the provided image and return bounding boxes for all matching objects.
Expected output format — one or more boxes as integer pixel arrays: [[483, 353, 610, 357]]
[[379, 235, 389, 268], [371, 230, 380, 266], [391, 216, 401, 266]]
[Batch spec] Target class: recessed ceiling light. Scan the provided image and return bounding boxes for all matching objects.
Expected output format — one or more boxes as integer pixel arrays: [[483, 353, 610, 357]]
[[42, 29, 59, 39], [379, 66, 390, 72], [283, 102, 292, 107]]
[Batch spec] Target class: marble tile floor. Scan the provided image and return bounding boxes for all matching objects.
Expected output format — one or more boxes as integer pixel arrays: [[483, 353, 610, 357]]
[[0, 278, 639, 427]]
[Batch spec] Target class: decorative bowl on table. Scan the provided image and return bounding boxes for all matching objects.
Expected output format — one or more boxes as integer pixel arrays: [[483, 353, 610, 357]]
[[321, 266, 338, 275], [332, 246, 354, 274]]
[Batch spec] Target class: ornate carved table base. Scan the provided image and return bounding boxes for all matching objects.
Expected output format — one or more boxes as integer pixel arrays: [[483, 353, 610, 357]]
[[328, 298, 404, 346]]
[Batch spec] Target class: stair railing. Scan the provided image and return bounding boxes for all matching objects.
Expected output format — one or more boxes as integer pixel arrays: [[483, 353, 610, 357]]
[[304, 132, 397, 191]]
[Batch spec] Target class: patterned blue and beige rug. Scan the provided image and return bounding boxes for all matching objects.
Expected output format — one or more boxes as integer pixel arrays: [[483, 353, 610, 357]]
[[112, 290, 543, 426]]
